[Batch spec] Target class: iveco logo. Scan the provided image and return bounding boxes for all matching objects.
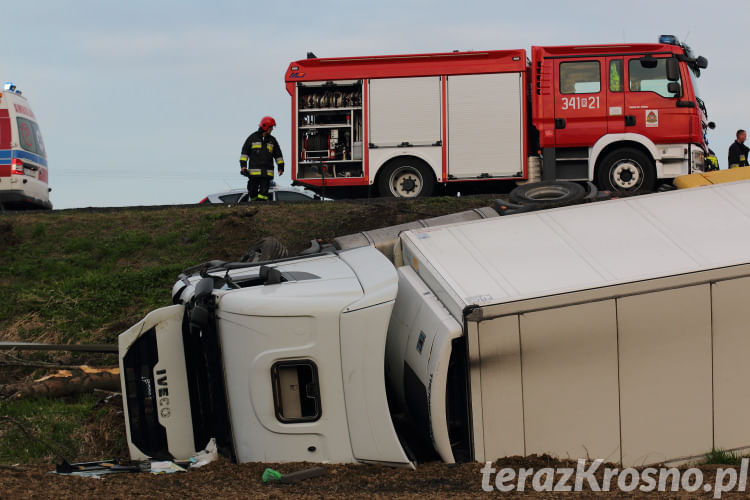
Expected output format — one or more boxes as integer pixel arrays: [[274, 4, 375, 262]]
[[155, 368, 171, 418]]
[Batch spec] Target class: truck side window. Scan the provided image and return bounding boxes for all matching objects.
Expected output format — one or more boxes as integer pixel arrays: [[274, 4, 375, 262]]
[[628, 58, 681, 98], [559, 61, 600, 94], [609, 60, 623, 92], [271, 360, 321, 423]]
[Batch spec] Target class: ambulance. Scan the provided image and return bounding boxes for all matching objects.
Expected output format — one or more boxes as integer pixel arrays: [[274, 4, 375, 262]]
[[0, 82, 51, 209]]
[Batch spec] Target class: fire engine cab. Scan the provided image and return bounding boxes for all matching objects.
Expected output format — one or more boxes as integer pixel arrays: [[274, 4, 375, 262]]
[[0, 82, 51, 209], [285, 35, 712, 199]]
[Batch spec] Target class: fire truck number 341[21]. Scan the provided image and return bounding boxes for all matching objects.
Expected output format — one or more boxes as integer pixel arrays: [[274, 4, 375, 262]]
[[284, 35, 713, 199]]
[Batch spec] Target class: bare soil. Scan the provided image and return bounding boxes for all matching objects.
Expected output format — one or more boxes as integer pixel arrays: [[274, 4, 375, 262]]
[[2, 456, 748, 499]]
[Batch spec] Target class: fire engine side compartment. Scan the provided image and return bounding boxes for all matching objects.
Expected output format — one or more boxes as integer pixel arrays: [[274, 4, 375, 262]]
[[285, 50, 528, 193]]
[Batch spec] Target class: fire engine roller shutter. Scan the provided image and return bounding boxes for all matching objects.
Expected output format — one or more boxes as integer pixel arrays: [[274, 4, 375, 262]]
[[369, 77, 441, 147], [447, 73, 523, 178]]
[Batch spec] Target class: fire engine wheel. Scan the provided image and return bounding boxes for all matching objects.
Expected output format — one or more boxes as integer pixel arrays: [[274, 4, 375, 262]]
[[378, 159, 434, 198], [597, 148, 656, 195]]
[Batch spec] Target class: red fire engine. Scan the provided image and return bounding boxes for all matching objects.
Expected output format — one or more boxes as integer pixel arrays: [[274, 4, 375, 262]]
[[284, 35, 712, 198]]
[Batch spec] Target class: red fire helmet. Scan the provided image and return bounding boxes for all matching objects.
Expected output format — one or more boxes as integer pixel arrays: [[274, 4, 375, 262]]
[[259, 116, 276, 131]]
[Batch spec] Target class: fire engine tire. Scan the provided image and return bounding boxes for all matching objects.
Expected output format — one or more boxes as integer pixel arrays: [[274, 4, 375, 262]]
[[509, 181, 586, 207], [378, 158, 434, 198], [597, 148, 656, 195], [241, 236, 289, 263]]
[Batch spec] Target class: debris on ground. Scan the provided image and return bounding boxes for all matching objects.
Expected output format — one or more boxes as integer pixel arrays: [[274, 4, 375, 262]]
[[150, 461, 188, 474], [189, 438, 218, 469], [52, 459, 141, 479], [262, 465, 326, 484]]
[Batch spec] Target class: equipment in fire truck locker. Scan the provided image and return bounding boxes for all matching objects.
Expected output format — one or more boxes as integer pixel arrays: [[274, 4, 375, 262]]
[[297, 81, 363, 179]]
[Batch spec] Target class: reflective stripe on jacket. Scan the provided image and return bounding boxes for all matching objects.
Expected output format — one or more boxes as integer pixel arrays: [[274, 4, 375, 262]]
[[239, 129, 284, 177]]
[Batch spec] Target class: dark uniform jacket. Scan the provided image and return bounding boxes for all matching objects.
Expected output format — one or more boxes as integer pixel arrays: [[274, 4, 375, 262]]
[[240, 130, 285, 177], [728, 140, 750, 168]]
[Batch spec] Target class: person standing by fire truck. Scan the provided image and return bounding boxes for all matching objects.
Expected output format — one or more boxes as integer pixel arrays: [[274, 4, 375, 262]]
[[728, 129, 749, 169], [239, 116, 285, 200]]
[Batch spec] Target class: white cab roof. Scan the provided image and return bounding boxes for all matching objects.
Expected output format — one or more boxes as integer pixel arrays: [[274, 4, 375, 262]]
[[400, 181, 750, 320]]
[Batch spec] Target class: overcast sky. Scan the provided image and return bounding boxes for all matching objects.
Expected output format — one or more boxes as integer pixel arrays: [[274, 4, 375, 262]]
[[2, 0, 746, 209]]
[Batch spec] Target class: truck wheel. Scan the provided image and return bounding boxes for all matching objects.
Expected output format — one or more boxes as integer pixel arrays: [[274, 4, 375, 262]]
[[241, 236, 289, 263], [509, 181, 586, 207], [597, 148, 656, 195], [378, 159, 434, 198]]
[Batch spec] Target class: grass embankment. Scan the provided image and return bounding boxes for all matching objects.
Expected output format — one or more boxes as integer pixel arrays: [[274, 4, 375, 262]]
[[0, 196, 498, 463]]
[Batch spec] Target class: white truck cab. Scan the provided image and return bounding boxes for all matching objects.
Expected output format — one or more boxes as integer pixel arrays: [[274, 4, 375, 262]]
[[0, 82, 51, 209], [119, 247, 412, 466]]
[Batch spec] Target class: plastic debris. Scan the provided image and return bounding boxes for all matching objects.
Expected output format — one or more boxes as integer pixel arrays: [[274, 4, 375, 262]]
[[52, 459, 140, 479], [262, 466, 326, 484], [189, 438, 218, 469], [150, 460, 187, 474], [262, 468, 283, 483], [280, 466, 326, 484]]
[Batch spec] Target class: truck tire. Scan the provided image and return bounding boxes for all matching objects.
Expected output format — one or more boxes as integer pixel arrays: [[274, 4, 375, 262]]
[[509, 180, 586, 207], [597, 148, 656, 195], [241, 236, 289, 263], [377, 158, 434, 198]]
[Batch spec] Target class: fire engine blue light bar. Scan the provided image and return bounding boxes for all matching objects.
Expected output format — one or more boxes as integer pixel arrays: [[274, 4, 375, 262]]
[[659, 35, 679, 45]]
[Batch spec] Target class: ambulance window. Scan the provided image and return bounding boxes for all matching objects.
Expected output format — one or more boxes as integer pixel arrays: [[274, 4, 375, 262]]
[[609, 60, 623, 92], [16, 118, 46, 157], [628, 58, 681, 98], [271, 360, 321, 423], [559, 61, 600, 94]]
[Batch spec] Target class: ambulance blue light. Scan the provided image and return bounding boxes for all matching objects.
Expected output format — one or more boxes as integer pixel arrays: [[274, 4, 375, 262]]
[[659, 35, 679, 45], [3, 82, 16, 92]]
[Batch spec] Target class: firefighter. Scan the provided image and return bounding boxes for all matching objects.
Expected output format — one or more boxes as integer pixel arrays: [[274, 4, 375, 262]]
[[609, 60, 622, 92], [705, 148, 719, 171], [239, 116, 285, 200], [728, 129, 749, 169]]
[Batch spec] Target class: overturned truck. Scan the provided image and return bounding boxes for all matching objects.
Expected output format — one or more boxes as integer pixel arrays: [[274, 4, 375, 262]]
[[120, 180, 750, 467]]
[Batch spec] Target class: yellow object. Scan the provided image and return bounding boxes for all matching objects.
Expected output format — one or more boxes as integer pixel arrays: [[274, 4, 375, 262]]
[[674, 168, 750, 189], [673, 174, 712, 189]]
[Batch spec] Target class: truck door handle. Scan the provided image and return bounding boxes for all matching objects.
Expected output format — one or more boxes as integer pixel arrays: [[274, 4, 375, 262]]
[[625, 115, 636, 126], [555, 118, 566, 129]]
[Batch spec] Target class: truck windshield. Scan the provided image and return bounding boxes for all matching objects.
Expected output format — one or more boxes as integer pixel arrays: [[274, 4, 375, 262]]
[[686, 69, 710, 118], [690, 70, 701, 98]]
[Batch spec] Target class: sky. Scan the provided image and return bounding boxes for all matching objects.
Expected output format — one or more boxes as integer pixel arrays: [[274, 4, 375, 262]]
[[2, 0, 747, 209]]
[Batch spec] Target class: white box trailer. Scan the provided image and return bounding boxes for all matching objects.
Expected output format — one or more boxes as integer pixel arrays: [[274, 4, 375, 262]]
[[120, 180, 750, 467], [386, 180, 750, 466]]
